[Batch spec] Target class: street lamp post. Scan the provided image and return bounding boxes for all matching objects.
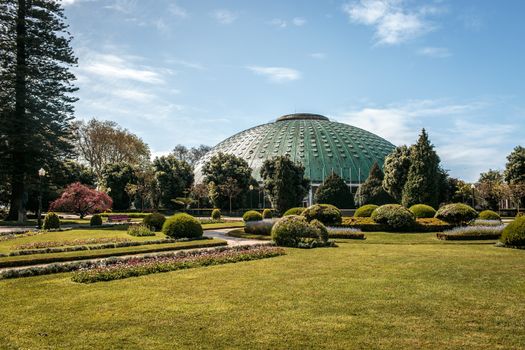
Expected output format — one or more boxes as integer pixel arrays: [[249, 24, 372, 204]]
[[37, 168, 46, 229], [249, 184, 254, 209], [471, 184, 475, 208]]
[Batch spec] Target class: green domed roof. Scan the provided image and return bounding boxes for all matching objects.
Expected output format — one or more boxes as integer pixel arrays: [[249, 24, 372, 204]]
[[194, 113, 395, 183]]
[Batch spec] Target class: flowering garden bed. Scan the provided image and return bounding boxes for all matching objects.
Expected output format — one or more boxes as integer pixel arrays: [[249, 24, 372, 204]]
[[436, 225, 504, 241]]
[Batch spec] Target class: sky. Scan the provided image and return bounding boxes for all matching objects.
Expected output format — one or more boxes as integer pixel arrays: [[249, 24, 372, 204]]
[[61, 0, 525, 182]]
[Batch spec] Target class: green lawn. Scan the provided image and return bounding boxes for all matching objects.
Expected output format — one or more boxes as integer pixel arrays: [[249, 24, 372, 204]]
[[1, 233, 524, 349]]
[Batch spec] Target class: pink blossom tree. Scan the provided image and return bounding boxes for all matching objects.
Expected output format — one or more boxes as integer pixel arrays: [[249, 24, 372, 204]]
[[50, 182, 112, 218]]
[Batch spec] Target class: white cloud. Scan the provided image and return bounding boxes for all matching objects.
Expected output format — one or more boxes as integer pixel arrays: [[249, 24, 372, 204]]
[[111, 88, 155, 102], [247, 66, 301, 83], [309, 52, 327, 59], [82, 54, 164, 84], [342, 0, 440, 45], [212, 10, 238, 24], [270, 18, 288, 28], [104, 0, 136, 14], [417, 46, 451, 58], [292, 17, 307, 26], [166, 58, 205, 70], [60, 0, 78, 5], [270, 17, 307, 28], [169, 3, 188, 19]]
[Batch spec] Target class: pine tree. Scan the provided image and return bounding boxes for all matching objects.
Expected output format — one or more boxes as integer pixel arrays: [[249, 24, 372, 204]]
[[355, 162, 393, 206], [260, 155, 309, 214], [504, 146, 525, 184], [314, 172, 354, 208], [0, 0, 78, 221], [382, 145, 411, 203], [402, 129, 441, 208]]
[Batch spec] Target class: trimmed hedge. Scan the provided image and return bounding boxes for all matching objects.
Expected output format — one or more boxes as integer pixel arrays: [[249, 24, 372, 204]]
[[143, 213, 166, 231], [354, 205, 378, 218], [271, 215, 329, 248], [243, 210, 263, 222], [339, 216, 451, 232], [283, 207, 305, 216], [162, 213, 203, 239], [435, 203, 478, 225], [302, 204, 342, 225], [478, 210, 501, 221], [43, 212, 60, 230], [500, 216, 525, 247], [90, 214, 103, 226], [262, 209, 273, 219], [371, 204, 415, 230], [409, 204, 436, 219], [211, 209, 221, 220], [244, 219, 276, 235]]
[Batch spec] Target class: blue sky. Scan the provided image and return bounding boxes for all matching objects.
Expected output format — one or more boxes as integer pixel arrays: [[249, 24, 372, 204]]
[[62, 0, 525, 182]]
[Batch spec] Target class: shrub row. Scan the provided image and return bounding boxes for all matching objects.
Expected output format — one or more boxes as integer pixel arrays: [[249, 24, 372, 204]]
[[127, 224, 156, 237], [436, 224, 504, 241], [327, 227, 366, 240], [244, 219, 276, 235]]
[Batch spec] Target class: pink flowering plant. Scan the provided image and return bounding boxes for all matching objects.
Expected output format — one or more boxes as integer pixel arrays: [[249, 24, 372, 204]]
[[50, 182, 113, 218]]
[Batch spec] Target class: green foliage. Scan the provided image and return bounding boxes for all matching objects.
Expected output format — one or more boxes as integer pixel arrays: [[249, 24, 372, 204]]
[[501, 216, 525, 246], [302, 204, 342, 226], [310, 219, 329, 242], [371, 204, 416, 230], [90, 214, 103, 227], [43, 212, 60, 230], [402, 129, 441, 208], [262, 209, 273, 219], [409, 204, 436, 219], [283, 207, 305, 216], [162, 213, 203, 239], [382, 145, 411, 203], [127, 224, 156, 237], [355, 162, 394, 206], [271, 216, 318, 247], [314, 172, 354, 208], [478, 210, 501, 221], [504, 146, 525, 183], [243, 210, 263, 222], [202, 153, 252, 209], [101, 162, 137, 210], [143, 213, 166, 231], [435, 203, 478, 225], [211, 209, 221, 220], [260, 156, 309, 214], [153, 154, 194, 210], [354, 204, 378, 217]]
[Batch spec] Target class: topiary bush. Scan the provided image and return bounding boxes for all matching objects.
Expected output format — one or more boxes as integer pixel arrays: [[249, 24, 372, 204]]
[[371, 204, 416, 231], [500, 216, 525, 247], [143, 212, 166, 231], [271, 215, 318, 247], [283, 207, 305, 216], [211, 209, 221, 220], [435, 203, 478, 226], [354, 204, 379, 218], [90, 214, 103, 226], [162, 213, 203, 239], [310, 219, 328, 242], [42, 212, 60, 230], [409, 204, 436, 219], [243, 210, 263, 222], [262, 208, 273, 219], [478, 210, 501, 221], [302, 204, 342, 225]]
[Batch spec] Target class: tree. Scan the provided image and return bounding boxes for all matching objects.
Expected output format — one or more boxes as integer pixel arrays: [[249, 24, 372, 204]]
[[1, 0, 78, 221], [219, 177, 242, 213], [382, 145, 411, 203], [260, 156, 309, 214], [101, 162, 137, 211], [504, 146, 525, 184], [314, 172, 354, 208], [172, 144, 211, 166], [191, 183, 209, 209], [50, 182, 112, 218], [477, 169, 504, 210], [508, 182, 525, 214], [153, 154, 193, 209], [202, 152, 252, 209], [74, 118, 150, 181], [402, 129, 441, 208], [355, 162, 393, 206]]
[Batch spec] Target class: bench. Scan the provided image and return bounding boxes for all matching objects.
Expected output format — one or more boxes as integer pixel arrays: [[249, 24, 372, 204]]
[[107, 215, 131, 223]]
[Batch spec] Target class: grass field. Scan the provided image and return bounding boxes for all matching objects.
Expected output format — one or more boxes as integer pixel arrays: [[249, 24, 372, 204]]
[[1, 232, 524, 349]]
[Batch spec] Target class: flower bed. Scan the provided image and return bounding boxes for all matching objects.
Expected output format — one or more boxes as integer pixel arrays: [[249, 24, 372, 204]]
[[436, 225, 504, 240], [13, 237, 132, 250], [71, 245, 285, 283], [327, 227, 366, 240]]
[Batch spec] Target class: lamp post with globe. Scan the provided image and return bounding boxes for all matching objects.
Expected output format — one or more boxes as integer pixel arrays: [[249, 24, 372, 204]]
[[37, 168, 47, 229]]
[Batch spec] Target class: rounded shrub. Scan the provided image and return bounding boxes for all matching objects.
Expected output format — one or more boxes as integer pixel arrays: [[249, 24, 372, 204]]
[[90, 214, 103, 226], [478, 210, 501, 221], [283, 207, 305, 216], [501, 216, 525, 247], [435, 203, 478, 225], [354, 204, 379, 218], [262, 208, 273, 219], [409, 204, 436, 219], [42, 212, 60, 230], [243, 210, 263, 222], [310, 219, 328, 242], [302, 204, 342, 225], [143, 212, 166, 231], [211, 209, 221, 220], [162, 213, 203, 239], [371, 204, 416, 230], [271, 215, 317, 247]]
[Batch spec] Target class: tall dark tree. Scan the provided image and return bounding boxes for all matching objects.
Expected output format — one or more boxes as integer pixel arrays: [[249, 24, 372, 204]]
[[382, 145, 411, 203], [260, 155, 309, 214], [314, 172, 354, 208], [101, 162, 137, 211], [0, 0, 78, 221], [504, 146, 525, 184], [402, 129, 441, 208], [153, 154, 194, 209], [355, 162, 393, 206]]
